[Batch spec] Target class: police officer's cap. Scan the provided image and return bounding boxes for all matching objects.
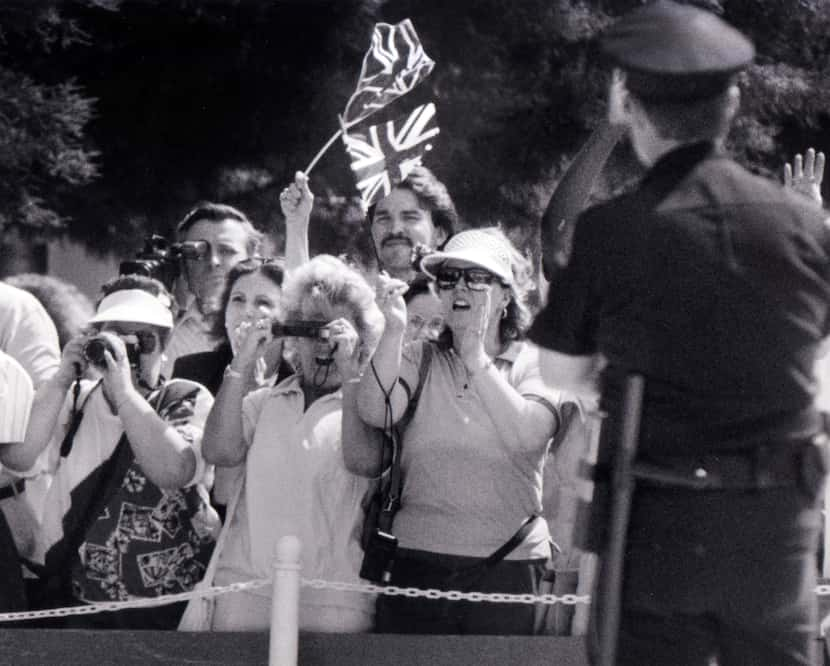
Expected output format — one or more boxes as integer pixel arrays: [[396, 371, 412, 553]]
[[601, 0, 755, 103]]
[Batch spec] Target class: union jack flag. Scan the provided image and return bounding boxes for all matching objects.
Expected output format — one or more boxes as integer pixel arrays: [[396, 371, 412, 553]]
[[342, 19, 435, 128], [343, 102, 440, 209]]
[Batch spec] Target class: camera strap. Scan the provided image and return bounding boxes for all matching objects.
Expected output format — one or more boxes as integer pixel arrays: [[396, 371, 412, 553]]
[[377, 342, 433, 534], [59, 379, 103, 458]]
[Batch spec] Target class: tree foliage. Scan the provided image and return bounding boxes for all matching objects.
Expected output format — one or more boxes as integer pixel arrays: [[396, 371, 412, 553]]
[[0, 2, 117, 238], [3, 0, 829, 265]]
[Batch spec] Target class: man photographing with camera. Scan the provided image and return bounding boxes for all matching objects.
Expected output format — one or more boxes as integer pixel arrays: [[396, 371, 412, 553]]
[[160, 202, 263, 377]]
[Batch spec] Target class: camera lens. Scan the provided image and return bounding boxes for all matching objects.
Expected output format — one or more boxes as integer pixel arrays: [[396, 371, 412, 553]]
[[83, 336, 111, 366]]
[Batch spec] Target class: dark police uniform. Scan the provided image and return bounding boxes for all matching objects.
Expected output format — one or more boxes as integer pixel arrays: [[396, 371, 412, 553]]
[[529, 2, 830, 664]]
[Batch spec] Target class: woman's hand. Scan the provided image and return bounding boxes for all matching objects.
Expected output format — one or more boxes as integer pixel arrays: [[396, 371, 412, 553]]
[[230, 317, 273, 377], [456, 288, 491, 371], [327, 318, 361, 381], [98, 332, 137, 405], [375, 273, 409, 334]]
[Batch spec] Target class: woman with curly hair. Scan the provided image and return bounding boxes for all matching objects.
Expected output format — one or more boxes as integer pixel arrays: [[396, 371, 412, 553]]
[[200, 254, 383, 632]]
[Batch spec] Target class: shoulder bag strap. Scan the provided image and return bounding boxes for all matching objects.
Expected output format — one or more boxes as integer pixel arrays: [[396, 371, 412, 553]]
[[480, 514, 541, 570], [377, 342, 433, 533]]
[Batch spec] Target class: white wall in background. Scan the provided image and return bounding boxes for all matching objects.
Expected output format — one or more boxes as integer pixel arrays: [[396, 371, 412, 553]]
[[48, 238, 120, 300]]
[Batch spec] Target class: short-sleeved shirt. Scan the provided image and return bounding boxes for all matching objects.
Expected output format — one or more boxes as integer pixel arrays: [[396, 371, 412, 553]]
[[0, 350, 33, 444], [394, 339, 561, 560], [0, 282, 60, 388], [530, 142, 830, 456], [161, 298, 220, 379], [31, 377, 215, 601], [214, 375, 374, 632]]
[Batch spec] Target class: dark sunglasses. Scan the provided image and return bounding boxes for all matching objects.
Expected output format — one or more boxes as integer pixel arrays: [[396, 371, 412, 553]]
[[435, 267, 505, 291]]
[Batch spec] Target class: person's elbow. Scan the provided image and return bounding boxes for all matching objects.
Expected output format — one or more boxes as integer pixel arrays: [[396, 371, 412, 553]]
[[0, 444, 37, 477], [342, 446, 379, 478], [202, 440, 246, 468], [147, 448, 197, 490]]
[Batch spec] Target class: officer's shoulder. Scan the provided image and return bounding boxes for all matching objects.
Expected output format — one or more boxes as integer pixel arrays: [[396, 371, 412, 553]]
[[578, 190, 640, 231], [696, 157, 809, 206]]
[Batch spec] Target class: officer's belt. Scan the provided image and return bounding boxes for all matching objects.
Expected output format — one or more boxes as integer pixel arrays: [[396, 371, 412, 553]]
[[584, 438, 826, 490]]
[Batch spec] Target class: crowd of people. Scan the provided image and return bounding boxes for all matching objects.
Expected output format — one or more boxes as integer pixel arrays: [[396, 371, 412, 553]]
[[1, 4, 830, 664], [0, 161, 587, 635]]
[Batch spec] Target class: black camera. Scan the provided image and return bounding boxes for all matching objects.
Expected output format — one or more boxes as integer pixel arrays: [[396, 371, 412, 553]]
[[83, 335, 141, 368], [359, 529, 398, 584], [270, 320, 331, 340], [119, 235, 209, 291]]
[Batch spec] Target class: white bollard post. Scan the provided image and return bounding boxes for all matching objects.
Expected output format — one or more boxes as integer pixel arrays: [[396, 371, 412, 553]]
[[269, 535, 302, 666]]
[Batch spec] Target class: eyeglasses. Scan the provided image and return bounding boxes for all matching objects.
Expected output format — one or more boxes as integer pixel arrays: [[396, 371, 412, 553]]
[[435, 268, 505, 291]]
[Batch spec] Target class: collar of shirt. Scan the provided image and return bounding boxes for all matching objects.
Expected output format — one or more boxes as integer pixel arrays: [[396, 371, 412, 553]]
[[641, 140, 721, 199], [266, 373, 343, 407], [176, 297, 214, 334]]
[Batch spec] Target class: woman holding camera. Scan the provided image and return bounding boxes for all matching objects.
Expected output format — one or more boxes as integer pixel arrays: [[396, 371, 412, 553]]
[[172, 173, 310, 521], [350, 228, 564, 635], [199, 254, 383, 632], [172, 171, 312, 396], [1, 275, 218, 629]]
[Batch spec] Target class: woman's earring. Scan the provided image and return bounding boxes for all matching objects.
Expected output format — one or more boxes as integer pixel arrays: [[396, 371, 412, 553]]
[[501, 305, 508, 320]]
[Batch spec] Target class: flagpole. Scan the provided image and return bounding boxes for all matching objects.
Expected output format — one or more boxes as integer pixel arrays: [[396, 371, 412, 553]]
[[304, 128, 343, 176], [364, 214, 385, 274]]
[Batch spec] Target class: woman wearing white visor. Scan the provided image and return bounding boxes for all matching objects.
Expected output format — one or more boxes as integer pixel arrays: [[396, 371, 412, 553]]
[[1, 275, 218, 629]]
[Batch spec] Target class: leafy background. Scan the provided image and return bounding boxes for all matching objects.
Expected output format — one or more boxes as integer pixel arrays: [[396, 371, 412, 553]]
[[2, 0, 829, 273]]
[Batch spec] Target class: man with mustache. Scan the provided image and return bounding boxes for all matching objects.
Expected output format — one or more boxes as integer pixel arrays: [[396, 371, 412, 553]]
[[367, 166, 459, 283]]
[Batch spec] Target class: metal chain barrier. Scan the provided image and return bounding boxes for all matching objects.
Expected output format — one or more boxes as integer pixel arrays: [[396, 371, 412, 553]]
[[0, 577, 828, 623], [0, 578, 270, 623], [301, 578, 589, 605]]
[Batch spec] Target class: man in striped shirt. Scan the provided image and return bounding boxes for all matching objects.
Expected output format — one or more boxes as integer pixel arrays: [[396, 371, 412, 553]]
[[161, 203, 262, 378]]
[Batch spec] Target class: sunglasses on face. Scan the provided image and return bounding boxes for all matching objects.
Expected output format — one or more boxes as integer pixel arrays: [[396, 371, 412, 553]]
[[435, 267, 504, 291]]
